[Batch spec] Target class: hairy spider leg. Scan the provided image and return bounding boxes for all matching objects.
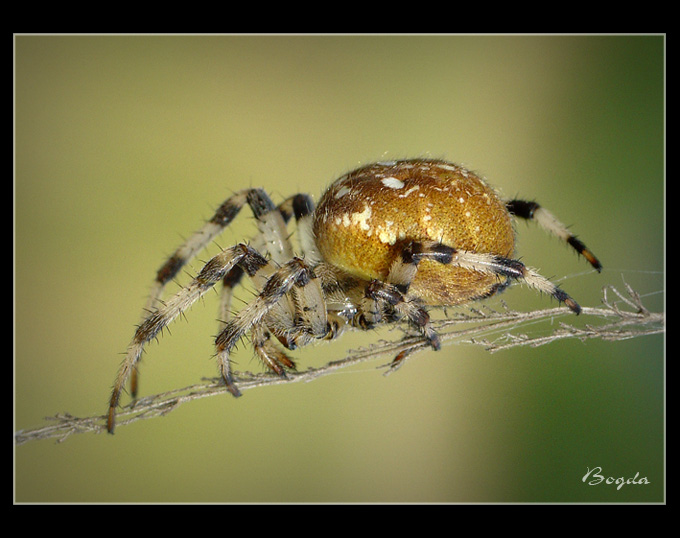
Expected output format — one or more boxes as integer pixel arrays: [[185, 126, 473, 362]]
[[435, 244, 582, 314], [245, 191, 322, 348], [110, 191, 331, 432], [216, 191, 299, 332], [268, 194, 329, 349], [374, 242, 581, 368], [217, 193, 330, 371], [147, 190, 263, 313], [213, 257, 321, 397], [130, 188, 286, 397], [354, 242, 455, 351], [506, 199, 602, 272], [108, 243, 271, 433]]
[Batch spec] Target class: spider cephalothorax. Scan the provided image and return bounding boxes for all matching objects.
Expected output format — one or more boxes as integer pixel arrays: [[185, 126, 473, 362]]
[[107, 158, 601, 432]]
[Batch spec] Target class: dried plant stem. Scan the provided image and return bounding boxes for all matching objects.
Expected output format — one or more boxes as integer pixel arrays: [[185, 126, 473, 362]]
[[15, 283, 663, 446]]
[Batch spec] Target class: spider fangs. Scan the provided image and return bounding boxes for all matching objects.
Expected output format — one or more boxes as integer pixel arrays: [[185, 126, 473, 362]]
[[107, 159, 602, 433]]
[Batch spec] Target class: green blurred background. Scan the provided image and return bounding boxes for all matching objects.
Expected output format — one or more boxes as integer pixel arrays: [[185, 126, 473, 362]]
[[15, 35, 664, 503]]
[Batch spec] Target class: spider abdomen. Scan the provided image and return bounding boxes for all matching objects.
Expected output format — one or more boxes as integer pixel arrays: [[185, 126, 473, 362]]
[[313, 159, 515, 305]]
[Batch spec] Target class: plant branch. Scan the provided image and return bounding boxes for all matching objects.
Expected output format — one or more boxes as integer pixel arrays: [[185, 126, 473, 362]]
[[15, 283, 663, 446]]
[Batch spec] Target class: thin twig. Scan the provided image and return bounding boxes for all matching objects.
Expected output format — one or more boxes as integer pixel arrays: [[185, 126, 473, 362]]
[[14, 283, 663, 446]]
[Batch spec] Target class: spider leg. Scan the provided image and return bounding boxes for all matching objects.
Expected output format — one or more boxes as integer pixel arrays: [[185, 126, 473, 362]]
[[270, 265, 329, 350], [506, 199, 602, 272], [422, 242, 583, 314], [216, 264, 245, 331], [216, 193, 299, 331], [362, 278, 441, 349], [381, 240, 582, 371], [145, 189, 262, 315], [323, 312, 349, 341], [251, 324, 296, 376], [247, 189, 294, 264], [289, 193, 324, 265], [239, 191, 308, 343], [213, 257, 318, 396], [355, 241, 454, 351], [267, 194, 330, 349], [107, 243, 269, 433], [134, 188, 293, 396], [218, 192, 329, 373]]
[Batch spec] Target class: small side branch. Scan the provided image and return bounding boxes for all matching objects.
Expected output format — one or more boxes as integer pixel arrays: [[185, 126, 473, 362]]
[[15, 283, 663, 445]]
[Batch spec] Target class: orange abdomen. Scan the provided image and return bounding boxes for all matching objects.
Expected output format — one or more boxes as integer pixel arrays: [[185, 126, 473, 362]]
[[312, 159, 515, 305]]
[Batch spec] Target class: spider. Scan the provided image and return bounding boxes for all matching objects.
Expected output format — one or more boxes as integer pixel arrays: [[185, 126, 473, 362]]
[[107, 158, 601, 433]]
